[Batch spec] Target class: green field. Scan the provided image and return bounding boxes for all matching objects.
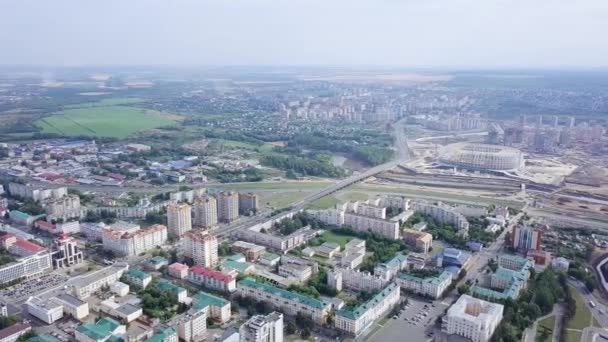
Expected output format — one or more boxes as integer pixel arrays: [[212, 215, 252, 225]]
[[339, 191, 369, 201], [65, 97, 144, 108], [206, 181, 331, 191], [36, 105, 175, 138], [265, 191, 310, 208], [321, 231, 353, 248], [536, 316, 555, 342], [563, 285, 593, 342], [306, 195, 338, 210]]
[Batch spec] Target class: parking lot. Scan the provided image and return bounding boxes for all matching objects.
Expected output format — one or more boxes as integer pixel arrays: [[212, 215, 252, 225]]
[[368, 296, 448, 342], [0, 273, 67, 303]]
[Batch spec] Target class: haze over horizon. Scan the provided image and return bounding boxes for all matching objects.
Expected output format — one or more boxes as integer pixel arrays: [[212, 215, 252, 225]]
[[1, 0, 607, 69]]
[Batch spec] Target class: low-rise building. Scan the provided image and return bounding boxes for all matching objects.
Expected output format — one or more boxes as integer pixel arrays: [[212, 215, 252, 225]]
[[552, 257, 570, 272], [168, 263, 189, 279], [75, 317, 126, 342], [10, 240, 46, 257], [0, 323, 31, 342], [155, 281, 188, 303], [69, 264, 128, 299], [124, 269, 152, 289], [258, 253, 280, 267], [188, 266, 236, 293], [25, 296, 64, 324], [100, 299, 143, 323], [335, 283, 400, 336], [52, 293, 89, 320], [445, 295, 503, 342], [231, 241, 266, 261], [237, 278, 331, 324], [146, 327, 178, 342], [397, 270, 452, 299], [110, 282, 130, 297], [145, 256, 169, 271]]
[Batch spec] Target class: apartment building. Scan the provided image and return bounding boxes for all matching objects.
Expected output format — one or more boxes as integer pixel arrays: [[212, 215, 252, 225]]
[[336, 268, 389, 292], [170, 188, 206, 203], [238, 193, 259, 215], [411, 201, 470, 237], [335, 283, 400, 336], [216, 192, 239, 223], [0, 323, 32, 342], [44, 195, 82, 221], [445, 295, 503, 342], [182, 230, 218, 268], [237, 278, 331, 324], [102, 224, 167, 257], [193, 196, 217, 228], [373, 253, 408, 280], [167, 203, 192, 238], [188, 266, 236, 293], [511, 225, 542, 251], [403, 229, 433, 254], [170, 308, 206, 342], [497, 254, 534, 274], [397, 271, 452, 299], [341, 239, 366, 269], [8, 183, 67, 202], [343, 213, 400, 240], [239, 312, 283, 342], [236, 225, 310, 253], [192, 292, 231, 323]]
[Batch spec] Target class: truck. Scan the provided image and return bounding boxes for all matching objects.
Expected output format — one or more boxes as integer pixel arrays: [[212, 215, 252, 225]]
[[590, 301, 597, 308]]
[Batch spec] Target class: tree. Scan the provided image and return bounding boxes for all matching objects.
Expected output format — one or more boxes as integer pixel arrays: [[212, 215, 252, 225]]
[[286, 322, 297, 335], [300, 328, 311, 339]]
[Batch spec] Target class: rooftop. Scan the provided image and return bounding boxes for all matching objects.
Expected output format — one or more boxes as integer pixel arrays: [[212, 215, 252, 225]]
[[337, 283, 399, 320], [238, 278, 328, 310], [13, 239, 46, 253], [399, 270, 452, 285], [155, 280, 186, 295], [222, 260, 251, 273], [146, 327, 176, 342], [168, 263, 188, 271], [126, 269, 150, 280], [54, 293, 86, 307], [192, 292, 230, 311], [77, 318, 121, 341], [0, 323, 31, 340], [190, 266, 234, 283]]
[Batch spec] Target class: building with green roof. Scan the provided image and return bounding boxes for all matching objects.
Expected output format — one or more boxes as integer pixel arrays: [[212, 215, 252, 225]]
[[155, 280, 187, 303], [28, 334, 61, 342], [192, 292, 232, 323], [124, 269, 152, 289], [335, 283, 400, 336], [238, 278, 331, 324], [222, 260, 253, 274], [258, 252, 280, 266], [472, 265, 529, 301], [75, 318, 125, 342], [145, 256, 168, 271], [146, 327, 177, 342], [397, 270, 452, 299]]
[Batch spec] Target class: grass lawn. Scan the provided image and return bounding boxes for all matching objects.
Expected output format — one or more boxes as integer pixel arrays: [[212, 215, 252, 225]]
[[36, 105, 174, 138], [566, 285, 593, 331], [206, 181, 331, 191], [564, 331, 582, 342], [65, 97, 144, 108], [265, 191, 310, 208], [536, 316, 555, 342], [213, 139, 260, 150], [352, 184, 524, 209], [321, 231, 353, 248], [306, 195, 338, 210], [339, 191, 370, 201]]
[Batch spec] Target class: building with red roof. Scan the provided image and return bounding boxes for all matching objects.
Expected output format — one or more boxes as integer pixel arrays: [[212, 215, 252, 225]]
[[10, 239, 47, 257], [188, 266, 236, 292], [35, 220, 57, 232]]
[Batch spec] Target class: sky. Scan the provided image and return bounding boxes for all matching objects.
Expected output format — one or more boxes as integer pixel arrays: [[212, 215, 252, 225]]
[[1, 0, 607, 68]]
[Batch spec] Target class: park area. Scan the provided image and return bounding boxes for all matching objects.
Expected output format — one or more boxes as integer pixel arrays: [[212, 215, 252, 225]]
[[35, 99, 176, 138]]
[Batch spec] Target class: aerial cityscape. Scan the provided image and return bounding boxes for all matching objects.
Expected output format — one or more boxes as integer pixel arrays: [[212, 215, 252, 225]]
[[0, 1, 608, 342]]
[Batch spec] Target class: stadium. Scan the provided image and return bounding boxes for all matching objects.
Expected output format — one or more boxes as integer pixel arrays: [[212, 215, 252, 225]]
[[438, 143, 524, 172]]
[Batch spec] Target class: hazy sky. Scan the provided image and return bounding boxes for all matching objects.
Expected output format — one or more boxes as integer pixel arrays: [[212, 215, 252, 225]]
[[1, 0, 607, 68]]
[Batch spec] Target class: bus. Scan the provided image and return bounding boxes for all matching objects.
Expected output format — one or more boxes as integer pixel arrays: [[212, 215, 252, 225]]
[[590, 301, 597, 308]]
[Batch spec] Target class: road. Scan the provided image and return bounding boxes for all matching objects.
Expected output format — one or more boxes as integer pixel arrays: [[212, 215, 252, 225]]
[[570, 279, 608, 328]]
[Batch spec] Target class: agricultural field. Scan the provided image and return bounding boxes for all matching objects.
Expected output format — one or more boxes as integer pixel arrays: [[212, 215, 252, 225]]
[[35, 104, 176, 138]]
